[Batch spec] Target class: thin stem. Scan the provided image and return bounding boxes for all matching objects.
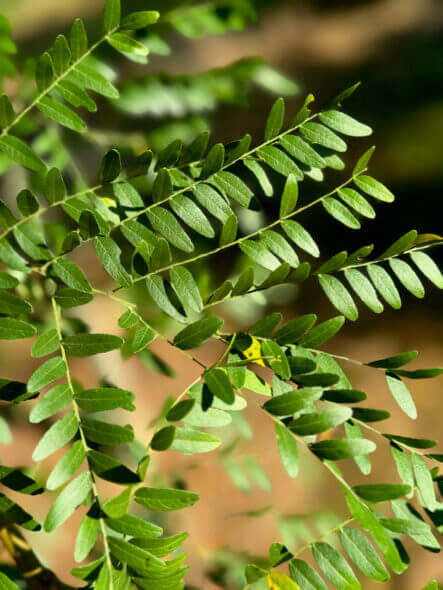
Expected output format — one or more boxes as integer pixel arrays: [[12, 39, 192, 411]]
[[92, 288, 207, 369], [291, 517, 355, 559], [121, 168, 364, 291], [51, 298, 114, 588], [0, 27, 118, 140]]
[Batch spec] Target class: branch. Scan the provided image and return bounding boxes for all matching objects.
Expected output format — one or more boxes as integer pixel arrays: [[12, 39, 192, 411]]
[[0, 519, 75, 590]]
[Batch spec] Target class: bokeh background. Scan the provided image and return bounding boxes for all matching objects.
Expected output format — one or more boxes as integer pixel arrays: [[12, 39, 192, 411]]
[[0, 0, 442, 588]]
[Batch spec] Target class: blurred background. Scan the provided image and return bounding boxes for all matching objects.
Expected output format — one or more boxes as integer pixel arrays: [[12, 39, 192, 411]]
[[0, 0, 442, 588]]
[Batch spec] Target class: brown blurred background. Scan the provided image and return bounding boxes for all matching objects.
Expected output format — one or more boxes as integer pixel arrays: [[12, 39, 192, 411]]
[[1, 0, 443, 588]]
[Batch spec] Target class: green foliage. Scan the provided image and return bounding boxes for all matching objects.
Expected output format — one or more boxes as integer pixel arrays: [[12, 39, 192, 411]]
[[0, 2, 442, 590]]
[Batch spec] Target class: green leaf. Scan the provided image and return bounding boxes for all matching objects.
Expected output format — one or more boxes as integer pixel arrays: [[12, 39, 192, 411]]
[[147, 207, 194, 253], [344, 421, 371, 475], [29, 384, 71, 423], [27, 356, 66, 392], [261, 230, 299, 268], [312, 542, 360, 589], [275, 422, 299, 478], [88, 449, 139, 484], [367, 264, 402, 309], [55, 288, 93, 308], [70, 18, 88, 59], [103, 0, 120, 32], [342, 488, 407, 574], [74, 514, 100, 562], [391, 445, 414, 497], [0, 271, 19, 289], [170, 266, 202, 314], [81, 419, 134, 446], [145, 275, 185, 322], [384, 434, 437, 449], [219, 213, 238, 246], [258, 145, 303, 179], [0, 93, 15, 128], [204, 368, 235, 405], [44, 471, 91, 532], [339, 527, 389, 582], [75, 386, 135, 412], [44, 167, 66, 204], [0, 290, 32, 315], [344, 268, 383, 313], [244, 158, 273, 196], [267, 572, 300, 589], [386, 374, 416, 419], [0, 572, 20, 590], [201, 143, 225, 178], [240, 240, 279, 271], [121, 11, 160, 29], [410, 251, 443, 288], [380, 230, 417, 258], [289, 559, 327, 590], [16, 189, 39, 216], [134, 487, 199, 511], [289, 407, 352, 436], [150, 425, 176, 451], [353, 146, 375, 175], [63, 333, 122, 356], [301, 122, 347, 152], [193, 183, 233, 222], [56, 80, 97, 112], [53, 258, 91, 293], [37, 97, 86, 132], [95, 236, 132, 288], [131, 532, 188, 558], [261, 340, 291, 378], [320, 110, 372, 137], [318, 274, 358, 321], [411, 452, 438, 511], [99, 148, 121, 183], [367, 350, 418, 369], [279, 174, 298, 217], [213, 171, 254, 208], [102, 487, 132, 518], [263, 388, 323, 416], [35, 52, 53, 91], [123, 325, 155, 354], [171, 428, 221, 454], [389, 258, 425, 298], [31, 329, 59, 358], [282, 220, 319, 257], [46, 440, 85, 490], [265, 97, 285, 141], [69, 63, 120, 99], [108, 32, 149, 56], [0, 318, 36, 340], [353, 483, 411, 503], [310, 438, 376, 460], [338, 188, 375, 219], [322, 198, 360, 230], [170, 194, 214, 238], [352, 408, 390, 422], [0, 136, 46, 175], [174, 317, 223, 350], [299, 315, 345, 348], [108, 538, 164, 573], [32, 411, 78, 461], [280, 135, 326, 168], [274, 314, 316, 345], [354, 175, 394, 202], [106, 514, 162, 538]]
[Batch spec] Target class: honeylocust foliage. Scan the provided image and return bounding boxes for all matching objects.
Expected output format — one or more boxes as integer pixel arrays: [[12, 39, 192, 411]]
[[0, 1, 442, 589]]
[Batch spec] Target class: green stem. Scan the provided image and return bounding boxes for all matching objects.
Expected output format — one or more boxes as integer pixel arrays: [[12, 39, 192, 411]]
[[51, 297, 114, 588], [0, 27, 118, 140], [118, 167, 365, 292]]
